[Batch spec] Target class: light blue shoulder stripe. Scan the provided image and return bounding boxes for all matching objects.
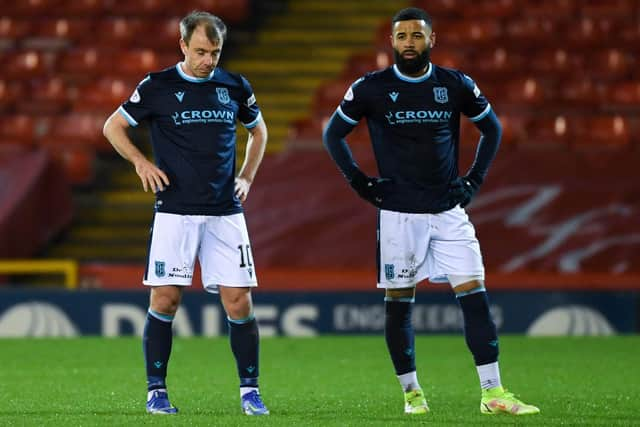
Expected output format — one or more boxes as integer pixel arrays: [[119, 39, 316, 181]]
[[469, 104, 492, 122], [118, 106, 138, 127], [336, 106, 358, 125], [242, 111, 262, 129]]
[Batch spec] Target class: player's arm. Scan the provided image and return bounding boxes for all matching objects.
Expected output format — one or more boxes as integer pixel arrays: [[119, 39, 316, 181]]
[[323, 112, 389, 207], [103, 110, 169, 193], [235, 117, 267, 202], [449, 110, 502, 207]]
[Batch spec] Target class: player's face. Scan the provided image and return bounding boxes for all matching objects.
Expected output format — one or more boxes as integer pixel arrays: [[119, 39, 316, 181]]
[[180, 25, 222, 78], [391, 20, 435, 76]]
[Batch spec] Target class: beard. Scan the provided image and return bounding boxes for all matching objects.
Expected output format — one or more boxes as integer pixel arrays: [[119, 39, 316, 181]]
[[393, 47, 431, 75]]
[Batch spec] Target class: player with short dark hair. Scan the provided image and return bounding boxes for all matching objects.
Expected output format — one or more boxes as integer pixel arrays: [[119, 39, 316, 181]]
[[323, 7, 539, 416], [103, 10, 269, 416]]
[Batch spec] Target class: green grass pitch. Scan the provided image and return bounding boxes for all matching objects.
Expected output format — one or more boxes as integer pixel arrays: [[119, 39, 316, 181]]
[[1, 336, 639, 426]]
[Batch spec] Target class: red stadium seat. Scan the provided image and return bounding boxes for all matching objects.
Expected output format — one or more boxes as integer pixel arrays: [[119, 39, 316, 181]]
[[572, 115, 631, 149], [0, 115, 39, 146], [112, 49, 162, 78], [566, 17, 617, 47], [0, 79, 25, 113], [341, 50, 391, 80], [2, 50, 55, 80], [0, 17, 31, 43], [40, 144, 96, 185], [438, 20, 501, 47], [501, 77, 552, 106], [137, 17, 182, 50], [73, 77, 137, 113], [524, 115, 571, 149], [107, 0, 175, 16], [503, 17, 558, 46], [94, 18, 147, 47], [58, 48, 115, 84], [54, 0, 107, 17], [431, 50, 469, 70], [460, 0, 517, 18], [559, 77, 606, 107], [4, 0, 61, 16], [607, 81, 640, 106], [33, 18, 93, 45], [313, 79, 352, 117], [519, 0, 576, 17], [587, 49, 635, 81], [412, 0, 464, 17], [16, 76, 72, 115], [497, 113, 529, 147], [40, 113, 108, 151], [580, 0, 634, 18], [530, 49, 584, 78], [473, 48, 526, 80]]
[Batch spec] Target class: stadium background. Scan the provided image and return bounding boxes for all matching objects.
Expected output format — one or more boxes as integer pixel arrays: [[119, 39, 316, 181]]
[[0, 0, 639, 337]]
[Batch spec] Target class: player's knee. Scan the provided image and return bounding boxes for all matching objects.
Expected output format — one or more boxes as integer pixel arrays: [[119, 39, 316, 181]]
[[150, 287, 181, 314], [220, 287, 252, 319]]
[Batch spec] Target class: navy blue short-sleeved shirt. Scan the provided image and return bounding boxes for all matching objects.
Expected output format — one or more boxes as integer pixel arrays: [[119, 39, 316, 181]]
[[336, 63, 491, 213], [119, 63, 262, 215]]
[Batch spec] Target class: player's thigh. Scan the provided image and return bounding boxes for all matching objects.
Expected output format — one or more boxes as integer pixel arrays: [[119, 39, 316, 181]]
[[377, 210, 430, 288], [199, 213, 258, 293], [144, 213, 201, 286], [427, 206, 485, 282]]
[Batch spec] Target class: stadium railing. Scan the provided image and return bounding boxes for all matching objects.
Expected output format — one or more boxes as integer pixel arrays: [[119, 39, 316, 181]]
[[0, 259, 78, 289]]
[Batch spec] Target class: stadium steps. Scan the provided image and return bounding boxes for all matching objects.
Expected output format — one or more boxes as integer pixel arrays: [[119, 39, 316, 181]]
[[225, 0, 408, 152]]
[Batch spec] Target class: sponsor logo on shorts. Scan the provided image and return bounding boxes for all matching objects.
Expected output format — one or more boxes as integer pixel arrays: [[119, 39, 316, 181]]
[[155, 261, 166, 277], [384, 264, 395, 280]]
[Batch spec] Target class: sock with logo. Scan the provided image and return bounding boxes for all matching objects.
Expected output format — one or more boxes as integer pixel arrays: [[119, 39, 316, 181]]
[[228, 315, 260, 388], [384, 301, 416, 376], [457, 291, 499, 367], [476, 361, 502, 390], [143, 309, 174, 391]]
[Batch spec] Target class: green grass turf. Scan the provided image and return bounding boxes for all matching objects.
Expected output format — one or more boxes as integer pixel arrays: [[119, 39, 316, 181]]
[[1, 336, 639, 426]]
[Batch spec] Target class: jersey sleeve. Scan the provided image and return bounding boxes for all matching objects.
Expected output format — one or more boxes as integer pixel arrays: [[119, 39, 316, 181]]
[[118, 75, 154, 127], [238, 76, 262, 129], [459, 73, 492, 123], [336, 77, 367, 126]]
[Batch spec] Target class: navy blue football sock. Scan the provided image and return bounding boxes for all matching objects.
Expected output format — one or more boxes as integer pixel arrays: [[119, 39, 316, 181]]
[[143, 310, 174, 391], [228, 315, 259, 387], [457, 291, 499, 365], [384, 301, 416, 375]]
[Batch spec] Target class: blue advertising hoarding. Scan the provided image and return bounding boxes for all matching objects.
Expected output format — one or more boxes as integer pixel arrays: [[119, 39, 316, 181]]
[[0, 290, 636, 337]]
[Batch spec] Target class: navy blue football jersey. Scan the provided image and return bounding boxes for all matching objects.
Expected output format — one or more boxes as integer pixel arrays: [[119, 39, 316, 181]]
[[119, 63, 262, 215], [337, 63, 491, 213]]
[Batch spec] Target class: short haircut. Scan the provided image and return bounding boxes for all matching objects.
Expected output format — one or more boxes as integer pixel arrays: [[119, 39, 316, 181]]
[[391, 7, 433, 30], [180, 11, 227, 45]]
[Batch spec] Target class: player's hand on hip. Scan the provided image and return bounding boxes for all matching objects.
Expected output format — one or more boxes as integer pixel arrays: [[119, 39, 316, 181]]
[[349, 169, 392, 208], [234, 176, 251, 202], [134, 158, 170, 193], [448, 175, 481, 208]]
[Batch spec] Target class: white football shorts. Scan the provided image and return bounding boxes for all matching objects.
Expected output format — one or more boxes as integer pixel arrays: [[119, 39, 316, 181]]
[[143, 212, 258, 293], [377, 205, 485, 289]]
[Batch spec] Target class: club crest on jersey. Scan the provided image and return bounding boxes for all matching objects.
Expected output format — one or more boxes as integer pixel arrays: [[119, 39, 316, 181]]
[[433, 87, 448, 104], [155, 261, 166, 277], [389, 91, 399, 102], [216, 87, 230, 104], [384, 264, 395, 280], [175, 91, 185, 103]]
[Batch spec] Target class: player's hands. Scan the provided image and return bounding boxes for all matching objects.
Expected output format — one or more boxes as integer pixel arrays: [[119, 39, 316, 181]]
[[349, 169, 392, 207], [134, 158, 169, 193], [448, 175, 481, 208], [234, 176, 251, 202]]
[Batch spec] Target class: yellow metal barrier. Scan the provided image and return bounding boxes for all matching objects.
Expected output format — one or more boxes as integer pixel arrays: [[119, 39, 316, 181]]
[[0, 259, 78, 289]]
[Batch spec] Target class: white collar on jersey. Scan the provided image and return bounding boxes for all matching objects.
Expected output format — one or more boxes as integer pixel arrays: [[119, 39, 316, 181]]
[[176, 62, 216, 82], [392, 62, 433, 83]]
